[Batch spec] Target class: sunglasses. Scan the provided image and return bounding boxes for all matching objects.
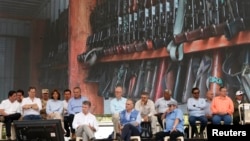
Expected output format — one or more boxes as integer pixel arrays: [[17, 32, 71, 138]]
[[193, 92, 200, 94]]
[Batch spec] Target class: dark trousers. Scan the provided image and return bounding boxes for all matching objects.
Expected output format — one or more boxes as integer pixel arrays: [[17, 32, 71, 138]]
[[189, 116, 207, 137], [4, 113, 21, 137], [64, 115, 70, 136], [121, 124, 140, 141], [155, 113, 164, 129], [155, 130, 184, 141], [68, 114, 75, 133]]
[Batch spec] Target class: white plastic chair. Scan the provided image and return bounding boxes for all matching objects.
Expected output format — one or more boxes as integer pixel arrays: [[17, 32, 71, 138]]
[[238, 103, 250, 125], [188, 120, 207, 139], [162, 119, 184, 141], [76, 134, 141, 141], [0, 122, 16, 140], [164, 136, 184, 141]]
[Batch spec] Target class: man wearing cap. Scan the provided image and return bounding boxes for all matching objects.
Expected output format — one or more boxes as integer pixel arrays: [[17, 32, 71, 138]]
[[155, 89, 177, 129], [155, 100, 184, 141], [233, 90, 246, 125], [40, 88, 49, 119]]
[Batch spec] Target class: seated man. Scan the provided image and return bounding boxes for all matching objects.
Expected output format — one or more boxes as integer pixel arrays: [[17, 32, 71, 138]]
[[233, 90, 245, 125], [155, 89, 177, 129], [0, 90, 21, 140], [110, 86, 127, 136], [63, 89, 72, 137], [204, 90, 214, 122], [187, 87, 207, 138], [155, 101, 184, 141], [72, 101, 99, 141], [68, 86, 88, 139], [21, 86, 42, 120], [119, 99, 141, 141], [135, 91, 157, 135], [211, 86, 234, 125]]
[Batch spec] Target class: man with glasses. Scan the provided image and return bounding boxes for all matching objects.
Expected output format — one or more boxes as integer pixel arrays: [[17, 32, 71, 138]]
[[119, 99, 141, 141], [211, 86, 234, 125], [232, 90, 245, 125], [110, 85, 127, 137], [135, 91, 157, 135], [187, 87, 207, 138]]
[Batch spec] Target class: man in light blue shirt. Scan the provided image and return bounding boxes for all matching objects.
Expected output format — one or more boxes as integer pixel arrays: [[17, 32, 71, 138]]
[[187, 87, 207, 138], [67, 87, 88, 139], [110, 86, 127, 135], [155, 101, 184, 141]]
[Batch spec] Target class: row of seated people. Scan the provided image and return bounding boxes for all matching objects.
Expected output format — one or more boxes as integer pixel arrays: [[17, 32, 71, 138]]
[[0, 85, 247, 141], [110, 85, 248, 140], [0, 86, 91, 140]]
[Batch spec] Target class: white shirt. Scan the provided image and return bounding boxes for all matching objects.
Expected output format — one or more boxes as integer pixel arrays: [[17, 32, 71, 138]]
[[21, 97, 42, 116], [155, 97, 177, 113], [0, 99, 21, 114], [72, 112, 99, 131], [135, 99, 156, 117], [187, 97, 206, 117]]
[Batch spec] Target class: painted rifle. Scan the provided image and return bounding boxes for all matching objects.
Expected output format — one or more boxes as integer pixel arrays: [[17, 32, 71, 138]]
[[224, 0, 245, 40], [182, 56, 197, 103], [185, 0, 207, 42], [154, 58, 167, 101], [133, 60, 145, 99], [149, 60, 159, 100], [241, 47, 250, 101]]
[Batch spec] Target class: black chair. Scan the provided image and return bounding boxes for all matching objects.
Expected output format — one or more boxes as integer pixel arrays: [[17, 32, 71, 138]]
[[140, 121, 152, 138]]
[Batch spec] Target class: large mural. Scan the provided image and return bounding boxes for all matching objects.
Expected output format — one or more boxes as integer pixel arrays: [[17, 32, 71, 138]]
[[77, 0, 250, 113]]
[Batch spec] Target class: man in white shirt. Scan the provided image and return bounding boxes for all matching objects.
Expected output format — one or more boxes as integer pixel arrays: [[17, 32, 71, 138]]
[[155, 89, 177, 129], [0, 90, 21, 140], [73, 101, 99, 141], [187, 87, 207, 138], [110, 86, 127, 135], [135, 91, 157, 135], [21, 86, 42, 120]]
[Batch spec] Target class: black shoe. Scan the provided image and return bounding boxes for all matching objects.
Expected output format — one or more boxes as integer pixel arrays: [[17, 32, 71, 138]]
[[6, 136, 11, 141], [65, 133, 70, 137], [90, 137, 96, 141]]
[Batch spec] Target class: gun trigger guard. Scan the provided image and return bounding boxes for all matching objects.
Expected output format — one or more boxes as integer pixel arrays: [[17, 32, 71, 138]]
[[168, 41, 184, 61]]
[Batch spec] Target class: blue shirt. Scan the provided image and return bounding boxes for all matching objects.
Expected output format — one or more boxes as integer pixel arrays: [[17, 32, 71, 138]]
[[165, 108, 184, 133], [67, 96, 88, 115], [110, 97, 127, 114], [46, 99, 63, 114], [120, 109, 141, 132]]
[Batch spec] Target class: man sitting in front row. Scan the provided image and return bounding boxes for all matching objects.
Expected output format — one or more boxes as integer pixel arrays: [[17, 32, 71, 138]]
[[119, 99, 141, 141], [155, 101, 184, 141], [72, 101, 99, 141]]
